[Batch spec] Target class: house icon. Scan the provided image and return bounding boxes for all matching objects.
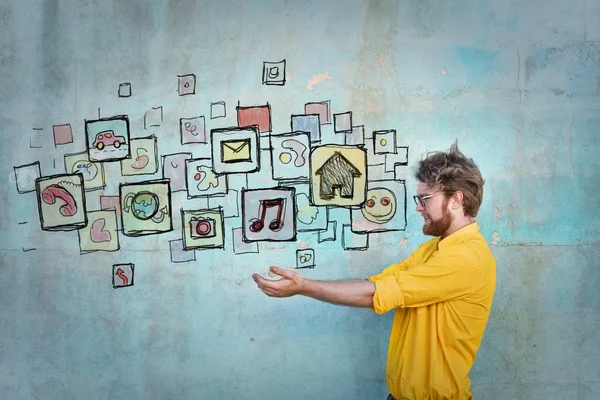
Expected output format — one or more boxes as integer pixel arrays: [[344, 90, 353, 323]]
[[315, 151, 362, 200]]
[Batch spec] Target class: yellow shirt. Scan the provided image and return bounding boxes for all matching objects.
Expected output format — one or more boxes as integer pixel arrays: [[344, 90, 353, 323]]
[[368, 222, 496, 400]]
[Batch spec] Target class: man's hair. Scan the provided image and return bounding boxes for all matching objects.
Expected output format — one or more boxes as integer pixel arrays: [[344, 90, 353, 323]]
[[414, 141, 485, 217]]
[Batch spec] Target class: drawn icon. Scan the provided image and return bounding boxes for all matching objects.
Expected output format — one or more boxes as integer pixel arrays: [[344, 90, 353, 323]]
[[194, 166, 217, 190], [296, 249, 315, 269], [221, 139, 251, 163], [36, 174, 87, 231], [123, 191, 160, 221], [120, 136, 158, 176], [270, 132, 310, 181], [86, 115, 131, 162], [249, 198, 285, 233], [181, 208, 225, 250], [361, 188, 396, 224], [90, 218, 112, 242], [310, 145, 367, 206], [212, 127, 259, 174], [112, 263, 134, 289], [242, 188, 296, 242], [350, 180, 407, 234], [13, 162, 41, 194], [281, 139, 307, 167], [373, 130, 397, 154], [162, 153, 192, 192], [178, 74, 196, 96], [65, 152, 106, 191], [132, 148, 149, 169], [190, 216, 217, 238], [315, 152, 361, 199], [71, 160, 98, 180], [116, 268, 128, 285], [180, 116, 206, 145], [262, 60, 286, 86], [120, 180, 172, 236], [42, 184, 77, 216], [92, 130, 125, 150], [78, 210, 119, 254], [185, 159, 227, 198]]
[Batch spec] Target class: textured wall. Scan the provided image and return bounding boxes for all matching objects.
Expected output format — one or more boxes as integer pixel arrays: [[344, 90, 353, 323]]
[[1, 1, 599, 399]]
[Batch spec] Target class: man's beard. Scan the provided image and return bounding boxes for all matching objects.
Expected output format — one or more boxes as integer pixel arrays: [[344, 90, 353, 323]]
[[422, 199, 453, 237]]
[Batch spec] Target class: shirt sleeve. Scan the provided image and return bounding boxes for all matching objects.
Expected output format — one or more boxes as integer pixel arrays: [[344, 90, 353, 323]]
[[371, 243, 484, 314], [367, 244, 425, 282]]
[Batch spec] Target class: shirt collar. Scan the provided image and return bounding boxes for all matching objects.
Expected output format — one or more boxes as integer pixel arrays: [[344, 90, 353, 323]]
[[436, 222, 480, 250]]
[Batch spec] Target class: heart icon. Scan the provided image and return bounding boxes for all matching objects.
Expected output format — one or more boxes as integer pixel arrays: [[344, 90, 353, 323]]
[[132, 149, 149, 169], [90, 218, 112, 243]]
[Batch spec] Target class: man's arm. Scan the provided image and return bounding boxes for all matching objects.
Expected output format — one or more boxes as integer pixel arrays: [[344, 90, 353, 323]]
[[252, 266, 375, 308]]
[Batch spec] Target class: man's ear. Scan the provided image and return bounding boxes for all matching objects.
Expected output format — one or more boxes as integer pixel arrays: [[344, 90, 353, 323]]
[[451, 191, 464, 210]]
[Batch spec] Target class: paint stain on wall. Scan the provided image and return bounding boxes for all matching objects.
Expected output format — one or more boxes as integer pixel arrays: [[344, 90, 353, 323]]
[[492, 231, 500, 245], [306, 70, 331, 90], [437, 67, 452, 77], [398, 238, 408, 249], [493, 207, 502, 222]]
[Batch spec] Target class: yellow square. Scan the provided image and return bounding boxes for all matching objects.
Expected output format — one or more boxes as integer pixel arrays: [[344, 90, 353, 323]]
[[221, 139, 251, 163]]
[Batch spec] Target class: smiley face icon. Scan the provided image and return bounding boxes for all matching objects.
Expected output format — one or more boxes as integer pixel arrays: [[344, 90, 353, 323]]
[[361, 188, 396, 224]]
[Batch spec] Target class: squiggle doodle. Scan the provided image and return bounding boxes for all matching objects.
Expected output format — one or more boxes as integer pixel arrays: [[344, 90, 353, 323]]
[[280, 139, 307, 167], [194, 165, 219, 191], [42, 184, 78, 216], [71, 160, 98, 180]]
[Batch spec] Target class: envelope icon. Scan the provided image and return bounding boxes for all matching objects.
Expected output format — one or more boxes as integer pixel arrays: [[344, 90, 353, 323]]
[[221, 139, 251, 163]]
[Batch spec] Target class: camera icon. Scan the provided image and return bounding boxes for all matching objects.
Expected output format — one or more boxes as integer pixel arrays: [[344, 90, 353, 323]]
[[189, 216, 216, 238]]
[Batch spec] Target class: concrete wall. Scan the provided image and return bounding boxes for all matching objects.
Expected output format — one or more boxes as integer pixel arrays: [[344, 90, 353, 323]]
[[1, 1, 598, 399]]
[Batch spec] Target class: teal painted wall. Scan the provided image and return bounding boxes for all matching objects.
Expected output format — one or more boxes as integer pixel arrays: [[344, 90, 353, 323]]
[[1, 1, 599, 399]]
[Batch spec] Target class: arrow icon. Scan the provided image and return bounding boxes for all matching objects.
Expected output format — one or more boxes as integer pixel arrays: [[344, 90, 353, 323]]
[[116, 268, 128, 286]]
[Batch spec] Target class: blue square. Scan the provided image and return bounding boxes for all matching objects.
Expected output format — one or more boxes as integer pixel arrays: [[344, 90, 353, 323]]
[[291, 114, 321, 142]]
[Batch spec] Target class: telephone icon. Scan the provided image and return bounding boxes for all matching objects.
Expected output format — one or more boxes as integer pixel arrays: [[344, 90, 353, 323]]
[[42, 184, 78, 216]]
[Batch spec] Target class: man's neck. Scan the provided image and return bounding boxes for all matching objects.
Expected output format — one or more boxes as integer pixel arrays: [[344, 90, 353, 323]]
[[440, 216, 476, 239]]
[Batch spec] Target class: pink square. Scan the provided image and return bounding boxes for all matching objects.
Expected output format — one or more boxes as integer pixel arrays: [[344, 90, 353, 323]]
[[100, 195, 122, 229], [53, 124, 73, 146], [237, 105, 271, 133], [178, 74, 196, 96], [305, 101, 330, 125]]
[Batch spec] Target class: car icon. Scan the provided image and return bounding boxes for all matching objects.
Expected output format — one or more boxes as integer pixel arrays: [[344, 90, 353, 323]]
[[92, 130, 126, 150]]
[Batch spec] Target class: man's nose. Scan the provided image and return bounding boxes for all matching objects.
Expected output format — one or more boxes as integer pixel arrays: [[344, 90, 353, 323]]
[[415, 202, 425, 212]]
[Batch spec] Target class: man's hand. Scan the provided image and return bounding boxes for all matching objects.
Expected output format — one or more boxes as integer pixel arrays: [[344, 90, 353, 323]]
[[252, 266, 305, 298]]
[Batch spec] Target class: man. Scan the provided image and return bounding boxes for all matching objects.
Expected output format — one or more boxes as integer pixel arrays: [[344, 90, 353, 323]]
[[252, 142, 496, 400]]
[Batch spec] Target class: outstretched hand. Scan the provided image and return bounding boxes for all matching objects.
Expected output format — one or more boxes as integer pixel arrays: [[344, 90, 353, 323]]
[[252, 266, 306, 298]]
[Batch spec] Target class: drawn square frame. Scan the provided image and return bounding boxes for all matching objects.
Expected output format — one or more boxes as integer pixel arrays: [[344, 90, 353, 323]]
[[211, 126, 260, 174]]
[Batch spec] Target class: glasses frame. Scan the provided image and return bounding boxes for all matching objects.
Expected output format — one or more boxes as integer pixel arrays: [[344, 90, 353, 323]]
[[413, 192, 443, 208]]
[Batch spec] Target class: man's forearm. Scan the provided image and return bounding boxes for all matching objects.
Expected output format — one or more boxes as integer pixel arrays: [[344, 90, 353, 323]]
[[300, 279, 376, 308]]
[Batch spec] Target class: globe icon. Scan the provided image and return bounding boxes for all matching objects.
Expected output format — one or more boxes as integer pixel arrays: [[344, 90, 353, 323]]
[[131, 191, 159, 220]]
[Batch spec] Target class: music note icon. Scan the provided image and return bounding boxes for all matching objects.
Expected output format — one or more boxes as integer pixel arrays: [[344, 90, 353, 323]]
[[249, 198, 285, 233]]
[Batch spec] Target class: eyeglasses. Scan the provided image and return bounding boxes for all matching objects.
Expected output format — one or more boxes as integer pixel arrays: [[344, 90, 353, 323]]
[[413, 192, 443, 208]]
